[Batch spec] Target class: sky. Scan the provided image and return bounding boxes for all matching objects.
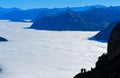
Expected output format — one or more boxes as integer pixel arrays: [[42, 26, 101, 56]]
[[0, 0, 120, 9]]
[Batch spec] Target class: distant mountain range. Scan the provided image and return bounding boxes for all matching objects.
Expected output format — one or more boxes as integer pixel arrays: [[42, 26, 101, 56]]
[[0, 7, 21, 17], [0, 8, 42, 22], [0, 5, 106, 22], [79, 7, 120, 27], [1, 5, 120, 31], [30, 6, 120, 31]]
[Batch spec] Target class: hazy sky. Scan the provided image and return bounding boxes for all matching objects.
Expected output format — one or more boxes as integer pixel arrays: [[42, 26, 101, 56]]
[[0, 0, 120, 9]]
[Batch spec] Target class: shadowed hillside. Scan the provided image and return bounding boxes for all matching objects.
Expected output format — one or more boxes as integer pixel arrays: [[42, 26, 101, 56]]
[[92, 21, 120, 42], [0, 37, 7, 41], [30, 11, 102, 31]]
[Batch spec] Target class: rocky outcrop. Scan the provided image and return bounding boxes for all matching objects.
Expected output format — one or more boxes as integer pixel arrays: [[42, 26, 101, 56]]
[[0, 37, 7, 41], [74, 22, 120, 78]]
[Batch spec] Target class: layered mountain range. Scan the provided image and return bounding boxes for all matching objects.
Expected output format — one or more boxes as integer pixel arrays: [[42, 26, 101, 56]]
[[0, 5, 120, 31], [30, 7, 120, 31]]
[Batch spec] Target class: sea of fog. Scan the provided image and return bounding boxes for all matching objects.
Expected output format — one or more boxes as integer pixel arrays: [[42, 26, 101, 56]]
[[0, 20, 107, 78]]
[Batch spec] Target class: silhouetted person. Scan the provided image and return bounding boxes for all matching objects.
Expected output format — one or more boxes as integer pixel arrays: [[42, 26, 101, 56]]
[[81, 68, 84, 73], [83, 69, 86, 72]]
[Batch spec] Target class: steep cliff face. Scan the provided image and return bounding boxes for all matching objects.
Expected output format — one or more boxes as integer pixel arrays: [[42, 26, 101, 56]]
[[74, 22, 120, 78], [108, 23, 120, 60]]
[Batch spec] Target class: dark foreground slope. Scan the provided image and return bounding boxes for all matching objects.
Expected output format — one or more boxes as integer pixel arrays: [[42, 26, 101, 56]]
[[74, 23, 120, 78], [30, 12, 103, 31]]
